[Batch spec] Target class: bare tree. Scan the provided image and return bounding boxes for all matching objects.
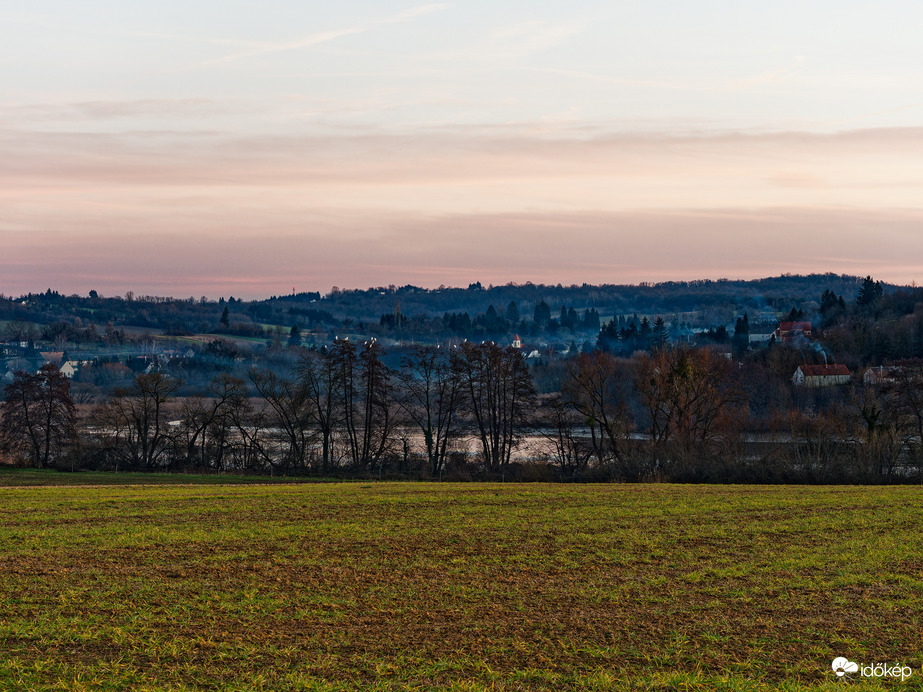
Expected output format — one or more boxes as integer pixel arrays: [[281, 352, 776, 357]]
[[296, 346, 343, 473], [457, 342, 536, 474], [635, 347, 745, 477], [537, 393, 593, 479], [249, 368, 313, 471], [562, 351, 634, 478], [92, 372, 181, 470], [337, 340, 395, 469], [846, 384, 910, 479], [4, 320, 37, 345], [396, 345, 462, 476], [226, 397, 277, 472], [177, 374, 248, 470], [0, 364, 77, 468], [885, 365, 923, 470]]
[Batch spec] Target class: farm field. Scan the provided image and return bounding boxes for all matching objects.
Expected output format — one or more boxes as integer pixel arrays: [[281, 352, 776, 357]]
[[0, 482, 921, 690], [0, 468, 328, 487]]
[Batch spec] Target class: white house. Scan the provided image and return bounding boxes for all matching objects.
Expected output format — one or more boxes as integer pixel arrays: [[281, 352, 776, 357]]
[[792, 364, 852, 387], [863, 366, 901, 386]]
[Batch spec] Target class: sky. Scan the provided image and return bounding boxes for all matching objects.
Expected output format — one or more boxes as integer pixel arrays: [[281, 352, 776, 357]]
[[2, 0, 923, 299]]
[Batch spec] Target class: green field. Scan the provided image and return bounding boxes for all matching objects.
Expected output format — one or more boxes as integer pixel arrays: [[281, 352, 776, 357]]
[[1, 480, 921, 690], [0, 469, 326, 487]]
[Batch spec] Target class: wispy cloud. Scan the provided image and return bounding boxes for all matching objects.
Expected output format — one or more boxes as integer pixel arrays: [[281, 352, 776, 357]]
[[200, 3, 452, 66], [0, 13, 267, 49], [0, 98, 250, 124], [524, 55, 805, 94], [0, 5, 451, 57], [427, 18, 585, 65], [3, 205, 923, 298], [822, 101, 923, 128], [382, 4, 453, 24], [3, 126, 922, 204], [522, 67, 695, 91], [200, 27, 369, 66], [724, 56, 804, 92], [3, 124, 923, 296], [487, 19, 585, 59]]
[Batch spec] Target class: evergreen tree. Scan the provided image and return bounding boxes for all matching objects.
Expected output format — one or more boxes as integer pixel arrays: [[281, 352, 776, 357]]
[[533, 301, 551, 328], [288, 324, 302, 347], [582, 308, 601, 332], [622, 320, 639, 351], [448, 312, 472, 336], [857, 275, 884, 306], [652, 316, 668, 349], [733, 312, 749, 355], [820, 289, 840, 312], [596, 320, 619, 352], [220, 306, 230, 328], [485, 305, 500, 330], [506, 301, 519, 325]]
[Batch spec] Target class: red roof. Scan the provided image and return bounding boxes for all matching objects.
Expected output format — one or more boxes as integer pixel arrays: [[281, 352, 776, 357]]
[[779, 321, 812, 331], [800, 364, 851, 377]]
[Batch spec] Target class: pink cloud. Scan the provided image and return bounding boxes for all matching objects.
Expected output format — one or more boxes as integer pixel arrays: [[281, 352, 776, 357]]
[[3, 206, 922, 299], [2, 126, 923, 297]]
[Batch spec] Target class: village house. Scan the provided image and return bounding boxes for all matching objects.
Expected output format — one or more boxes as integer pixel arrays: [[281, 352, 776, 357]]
[[39, 351, 65, 365], [792, 364, 852, 387], [748, 332, 775, 347], [863, 365, 901, 386], [59, 361, 79, 378], [774, 321, 812, 344]]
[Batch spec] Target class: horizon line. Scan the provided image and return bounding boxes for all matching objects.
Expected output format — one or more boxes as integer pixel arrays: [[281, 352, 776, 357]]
[[5, 271, 889, 304]]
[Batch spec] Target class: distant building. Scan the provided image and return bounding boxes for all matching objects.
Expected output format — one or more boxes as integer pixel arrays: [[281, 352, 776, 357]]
[[864, 366, 901, 386], [512, 334, 522, 349], [39, 351, 65, 364], [59, 361, 79, 379], [749, 332, 775, 347], [792, 364, 852, 387], [775, 322, 812, 344]]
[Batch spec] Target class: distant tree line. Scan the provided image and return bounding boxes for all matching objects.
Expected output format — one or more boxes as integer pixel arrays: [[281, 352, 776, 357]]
[[6, 275, 923, 482], [0, 274, 890, 348], [6, 340, 923, 484]]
